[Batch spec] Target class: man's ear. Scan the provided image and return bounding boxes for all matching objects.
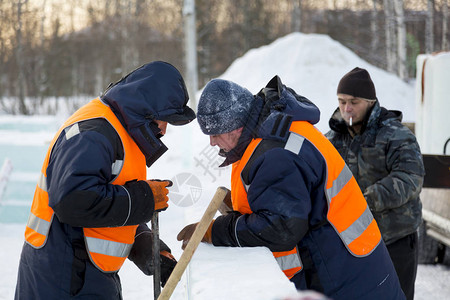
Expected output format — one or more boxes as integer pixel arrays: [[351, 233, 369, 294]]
[[234, 127, 244, 135]]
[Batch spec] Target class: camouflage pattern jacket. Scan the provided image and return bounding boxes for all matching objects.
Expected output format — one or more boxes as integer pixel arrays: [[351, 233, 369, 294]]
[[326, 101, 425, 245]]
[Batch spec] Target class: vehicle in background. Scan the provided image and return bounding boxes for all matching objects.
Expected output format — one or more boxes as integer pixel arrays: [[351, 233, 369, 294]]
[[415, 52, 450, 265]]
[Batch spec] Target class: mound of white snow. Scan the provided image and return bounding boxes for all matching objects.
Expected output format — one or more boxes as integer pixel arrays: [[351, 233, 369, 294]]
[[216, 32, 415, 133]]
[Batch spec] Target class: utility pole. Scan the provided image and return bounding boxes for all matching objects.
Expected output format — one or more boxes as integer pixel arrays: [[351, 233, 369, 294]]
[[383, 0, 396, 73], [16, 0, 28, 115], [442, 0, 448, 51], [426, 0, 435, 53], [291, 0, 301, 32], [183, 0, 198, 110], [394, 0, 407, 79]]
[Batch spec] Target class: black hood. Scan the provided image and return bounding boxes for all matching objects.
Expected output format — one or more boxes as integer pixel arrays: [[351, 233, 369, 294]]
[[101, 61, 196, 167], [102, 61, 196, 127]]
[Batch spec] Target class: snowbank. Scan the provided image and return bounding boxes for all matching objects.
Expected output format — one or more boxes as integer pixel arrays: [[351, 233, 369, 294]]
[[215, 32, 415, 132]]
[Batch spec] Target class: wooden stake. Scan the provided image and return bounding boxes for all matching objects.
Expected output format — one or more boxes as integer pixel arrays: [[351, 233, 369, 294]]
[[157, 186, 230, 300]]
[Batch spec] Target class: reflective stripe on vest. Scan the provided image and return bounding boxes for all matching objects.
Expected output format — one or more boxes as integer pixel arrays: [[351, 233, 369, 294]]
[[26, 173, 51, 240], [25, 98, 146, 272], [85, 236, 131, 257], [273, 248, 303, 279], [230, 120, 382, 279], [231, 139, 302, 279], [288, 121, 381, 257]]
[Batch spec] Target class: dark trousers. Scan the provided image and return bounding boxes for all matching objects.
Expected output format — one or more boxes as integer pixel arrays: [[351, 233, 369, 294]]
[[387, 231, 419, 300]]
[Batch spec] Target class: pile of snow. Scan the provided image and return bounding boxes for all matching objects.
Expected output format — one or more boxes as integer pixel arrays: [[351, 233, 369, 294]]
[[214, 32, 415, 132]]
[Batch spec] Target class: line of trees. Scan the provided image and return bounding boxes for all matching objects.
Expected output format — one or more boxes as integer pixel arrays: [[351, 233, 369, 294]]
[[0, 0, 448, 114]]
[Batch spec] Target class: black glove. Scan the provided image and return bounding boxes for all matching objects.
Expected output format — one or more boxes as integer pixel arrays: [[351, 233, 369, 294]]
[[128, 224, 176, 286], [177, 221, 214, 250], [160, 250, 177, 287]]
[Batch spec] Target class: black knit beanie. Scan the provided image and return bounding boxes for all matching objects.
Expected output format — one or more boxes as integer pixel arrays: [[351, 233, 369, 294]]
[[337, 67, 377, 100]]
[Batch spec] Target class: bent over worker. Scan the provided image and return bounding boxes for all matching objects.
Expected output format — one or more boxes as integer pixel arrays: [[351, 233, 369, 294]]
[[177, 77, 405, 300], [15, 61, 196, 299]]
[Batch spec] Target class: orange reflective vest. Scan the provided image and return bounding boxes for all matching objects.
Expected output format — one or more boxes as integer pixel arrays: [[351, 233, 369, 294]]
[[231, 120, 381, 279], [25, 98, 146, 273]]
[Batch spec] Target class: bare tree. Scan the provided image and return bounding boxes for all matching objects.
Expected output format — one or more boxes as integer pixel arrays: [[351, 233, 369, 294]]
[[114, 0, 139, 73], [183, 0, 198, 107], [394, 0, 407, 79], [384, 0, 396, 73], [0, 2, 14, 99], [36, 0, 47, 106], [292, 0, 301, 32], [3, 0, 450, 115], [371, 0, 379, 53], [442, 0, 449, 50], [15, 0, 29, 114], [426, 0, 435, 53]]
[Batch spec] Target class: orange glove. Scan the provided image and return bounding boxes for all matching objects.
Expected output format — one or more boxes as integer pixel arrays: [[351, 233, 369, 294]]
[[160, 250, 175, 261], [176, 220, 214, 250], [145, 180, 172, 212]]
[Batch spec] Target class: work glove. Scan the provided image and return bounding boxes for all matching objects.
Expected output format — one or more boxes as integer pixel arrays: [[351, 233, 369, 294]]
[[160, 250, 177, 287], [127, 226, 177, 287], [145, 180, 173, 212], [176, 220, 214, 250], [218, 190, 232, 215]]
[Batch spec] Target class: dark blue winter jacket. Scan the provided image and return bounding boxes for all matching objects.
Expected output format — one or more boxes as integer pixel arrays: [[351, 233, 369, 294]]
[[211, 77, 405, 300], [15, 61, 193, 299]]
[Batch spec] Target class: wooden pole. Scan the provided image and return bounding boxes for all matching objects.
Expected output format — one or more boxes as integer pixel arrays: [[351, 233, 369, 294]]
[[157, 186, 229, 300]]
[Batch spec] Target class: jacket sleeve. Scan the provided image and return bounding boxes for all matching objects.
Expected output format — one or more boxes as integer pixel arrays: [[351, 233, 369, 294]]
[[363, 125, 425, 212], [48, 119, 155, 228], [212, 147, 312, 252]]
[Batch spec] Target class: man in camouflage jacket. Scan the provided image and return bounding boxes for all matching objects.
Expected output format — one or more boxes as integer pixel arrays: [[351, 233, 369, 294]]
[[326, 67, 425, 300]]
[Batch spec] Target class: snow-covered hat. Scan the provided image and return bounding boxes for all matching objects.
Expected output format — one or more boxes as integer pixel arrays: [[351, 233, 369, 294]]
[[197, 79, 254, 135]]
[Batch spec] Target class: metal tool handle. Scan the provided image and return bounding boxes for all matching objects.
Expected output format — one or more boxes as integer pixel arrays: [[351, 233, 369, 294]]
[[152, 212, 161, 299]]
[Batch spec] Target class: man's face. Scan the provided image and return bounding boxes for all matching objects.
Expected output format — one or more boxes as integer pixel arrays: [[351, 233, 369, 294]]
[[338, 94, 375, 126], [209, 127, 243, 153], [154, 120, 168, 136]]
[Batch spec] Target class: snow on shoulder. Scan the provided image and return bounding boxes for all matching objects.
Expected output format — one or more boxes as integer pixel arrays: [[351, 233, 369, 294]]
[[218, 32, 415, 133]]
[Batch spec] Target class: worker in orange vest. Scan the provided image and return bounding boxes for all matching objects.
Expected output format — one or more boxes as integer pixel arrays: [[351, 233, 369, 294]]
[[15, 61, 196, 299], [177, 77, 405, 299]]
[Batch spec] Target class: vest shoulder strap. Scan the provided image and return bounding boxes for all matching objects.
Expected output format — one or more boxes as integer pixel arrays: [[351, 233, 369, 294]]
[[241, 139, 285, 186], [241, 130, 329, 232], [242, 112, 295, 185], [74, 118, 124, 161]]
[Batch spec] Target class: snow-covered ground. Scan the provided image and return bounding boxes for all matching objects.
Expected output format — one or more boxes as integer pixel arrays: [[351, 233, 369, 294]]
[[2, 222, 448, 299], [1, 33, 449, 299]]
